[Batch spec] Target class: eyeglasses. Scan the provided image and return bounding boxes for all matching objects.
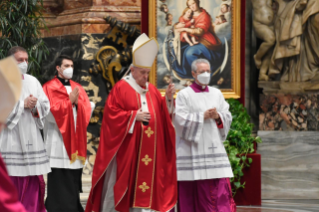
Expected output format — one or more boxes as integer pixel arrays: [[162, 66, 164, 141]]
[[196, 70, 211, 74]]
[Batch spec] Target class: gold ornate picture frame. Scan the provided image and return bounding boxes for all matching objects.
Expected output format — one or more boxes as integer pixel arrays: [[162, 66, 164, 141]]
[[148, 0, 241, 99]]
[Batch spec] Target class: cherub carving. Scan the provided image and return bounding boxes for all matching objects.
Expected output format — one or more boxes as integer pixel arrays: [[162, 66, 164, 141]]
[[251, 0, 276, 81]]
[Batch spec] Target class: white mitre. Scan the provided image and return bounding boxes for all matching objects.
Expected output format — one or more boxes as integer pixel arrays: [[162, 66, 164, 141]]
[[0, 57, 22, 123], [132, 33, 159, 68]]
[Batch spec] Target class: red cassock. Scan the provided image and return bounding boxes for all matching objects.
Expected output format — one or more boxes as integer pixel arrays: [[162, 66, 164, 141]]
[[85, 80, 177, 212], [0, 154, 26, 212], [43, 77, 91, 164]]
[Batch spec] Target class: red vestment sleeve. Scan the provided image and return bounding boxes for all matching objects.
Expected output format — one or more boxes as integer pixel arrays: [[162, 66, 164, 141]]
[[157, 92, 178, 211], [43, 78, 91, 164], [86, 81, 137, 212], [0, 154, 26, 212], [216, 118, 224, 128]]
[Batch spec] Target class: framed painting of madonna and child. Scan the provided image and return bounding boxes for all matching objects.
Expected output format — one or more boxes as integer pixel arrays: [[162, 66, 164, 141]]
[[147, 0, 242, 98]]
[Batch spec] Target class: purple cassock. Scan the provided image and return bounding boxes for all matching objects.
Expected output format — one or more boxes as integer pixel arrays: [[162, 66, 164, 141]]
[[174, 82, 236, 212], [10, 176, 46, 212], [177, 179, 236, 212]]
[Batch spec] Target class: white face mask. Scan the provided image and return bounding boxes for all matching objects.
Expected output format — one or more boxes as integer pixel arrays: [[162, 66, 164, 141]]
[[18, 61, 28, 74], [62, 67, 73, 79], [197, 72, 211, 85]]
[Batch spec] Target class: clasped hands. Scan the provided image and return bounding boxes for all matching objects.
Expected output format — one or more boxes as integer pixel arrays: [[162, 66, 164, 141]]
[[204, 108, 220, 121], [136, 109, 151, 123], [24, 94, 38, 109], [69, 87, 79, 104]]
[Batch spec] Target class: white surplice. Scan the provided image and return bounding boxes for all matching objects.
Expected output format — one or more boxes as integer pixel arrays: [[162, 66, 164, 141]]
[[0, 74, 51, 176], [44, 83, 95, 169], [174, 86, 233, 181]]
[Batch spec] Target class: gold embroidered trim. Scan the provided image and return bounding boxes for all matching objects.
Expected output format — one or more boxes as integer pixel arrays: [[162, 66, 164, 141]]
[[148, 92, 158, 208], [70, 151, 86, 165], [133, 92, 143, 205], [145, 127, 154, 138], [141, 155, 152, 165], [139, 182, 150, 193]]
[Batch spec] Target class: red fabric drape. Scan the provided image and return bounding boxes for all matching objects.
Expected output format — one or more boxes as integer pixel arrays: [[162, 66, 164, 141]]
[[43, 77, 91, 164]]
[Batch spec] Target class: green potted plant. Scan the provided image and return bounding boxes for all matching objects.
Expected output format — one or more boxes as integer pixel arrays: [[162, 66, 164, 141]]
[[0, 0, 49, 81], [224, 99, 262, 198]]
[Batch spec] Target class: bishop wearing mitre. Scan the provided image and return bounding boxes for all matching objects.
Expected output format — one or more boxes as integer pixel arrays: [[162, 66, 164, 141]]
[[85, 33, 177, 212]]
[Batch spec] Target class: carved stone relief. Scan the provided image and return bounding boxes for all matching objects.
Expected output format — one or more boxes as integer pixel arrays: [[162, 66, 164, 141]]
[[253, 0, 319, 85]]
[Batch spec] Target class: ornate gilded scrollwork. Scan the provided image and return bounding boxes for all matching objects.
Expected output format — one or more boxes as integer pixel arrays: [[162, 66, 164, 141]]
[[105, 16, 141, 40], [96, 46, 122, 87], [89, 16, 141, 92]]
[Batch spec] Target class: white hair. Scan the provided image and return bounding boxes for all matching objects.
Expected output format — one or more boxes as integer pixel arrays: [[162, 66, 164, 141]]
[[191, 59, 211, 72]]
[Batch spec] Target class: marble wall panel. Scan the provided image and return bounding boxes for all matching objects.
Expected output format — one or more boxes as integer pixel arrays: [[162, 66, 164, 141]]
[[82, 23, 112, 34], [257, 131, 319, 199], [92, 0, 141, 6], [41, 24, 84, 37], [259, 93, 319, 131]]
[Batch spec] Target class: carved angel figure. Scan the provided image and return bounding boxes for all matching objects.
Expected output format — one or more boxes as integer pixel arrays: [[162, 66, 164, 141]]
[[251, 0, 276, 81], [254, 0, 319, 82]]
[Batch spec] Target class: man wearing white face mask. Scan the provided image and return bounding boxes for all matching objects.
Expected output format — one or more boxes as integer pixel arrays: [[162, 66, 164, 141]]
[[174, 58, 236, 212], [43, 55, 93, 212], [0, 46, 51, 212]]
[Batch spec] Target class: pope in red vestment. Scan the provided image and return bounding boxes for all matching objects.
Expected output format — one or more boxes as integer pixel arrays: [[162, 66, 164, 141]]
[[86, 34, 177, 212]]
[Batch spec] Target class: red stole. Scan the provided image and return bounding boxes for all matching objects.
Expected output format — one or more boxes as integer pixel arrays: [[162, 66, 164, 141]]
[[132, 91, 157, 208], [43, 77, 91, 164], [85, 80, 177, 212]]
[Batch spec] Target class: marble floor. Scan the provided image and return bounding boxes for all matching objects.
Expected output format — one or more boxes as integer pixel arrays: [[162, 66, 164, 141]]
[[79, 199, 319, 211], [45, 175, 319, 212], [237, 200, 319, 212]]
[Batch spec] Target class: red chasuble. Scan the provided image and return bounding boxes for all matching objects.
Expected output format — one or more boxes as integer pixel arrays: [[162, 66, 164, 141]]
[[43, 77, 91, 164], [85, 80, 177, 212]]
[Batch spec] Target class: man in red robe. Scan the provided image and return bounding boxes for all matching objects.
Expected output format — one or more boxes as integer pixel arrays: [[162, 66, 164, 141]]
[[0, 57, 26, 212], [85, 34, 177, 212], [43, 55, 92, 212]]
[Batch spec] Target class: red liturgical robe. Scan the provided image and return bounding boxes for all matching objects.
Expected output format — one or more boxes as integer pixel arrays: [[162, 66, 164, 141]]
[[43, 77, 91, 164], [85, 79, 177, 212]]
